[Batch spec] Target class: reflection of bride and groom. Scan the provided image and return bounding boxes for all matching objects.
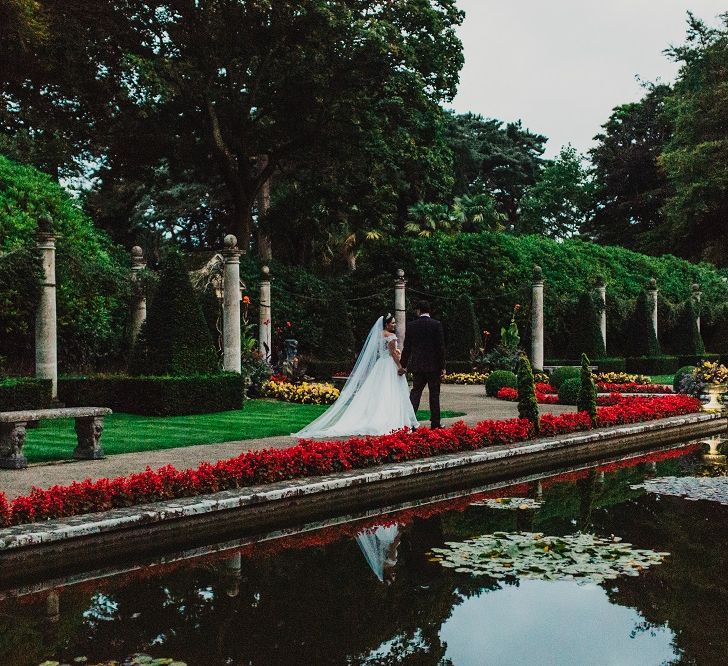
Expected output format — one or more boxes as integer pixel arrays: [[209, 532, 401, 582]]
[[294, 300, 446, 439]]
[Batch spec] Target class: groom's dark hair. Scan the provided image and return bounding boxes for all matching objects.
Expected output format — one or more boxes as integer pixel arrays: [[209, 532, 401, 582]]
[[415, 300, 432, 314]]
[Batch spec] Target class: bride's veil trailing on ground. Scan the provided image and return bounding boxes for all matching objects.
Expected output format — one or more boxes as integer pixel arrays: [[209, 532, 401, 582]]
[[293, 316, 384, 438]]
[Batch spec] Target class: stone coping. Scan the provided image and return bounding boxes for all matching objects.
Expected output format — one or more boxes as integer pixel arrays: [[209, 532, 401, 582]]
[[0, 407, 112, 422], [0, 411, 723, 553]]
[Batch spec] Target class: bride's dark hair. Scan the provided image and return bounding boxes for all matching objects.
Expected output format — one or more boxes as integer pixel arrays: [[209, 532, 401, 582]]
[[382, 313, 395, 328]]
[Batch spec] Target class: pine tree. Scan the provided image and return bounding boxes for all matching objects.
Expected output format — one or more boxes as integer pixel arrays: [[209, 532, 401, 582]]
[[577, 353, 598, 425], [517, 353, 540, 434], [129, 251, 219, 376]]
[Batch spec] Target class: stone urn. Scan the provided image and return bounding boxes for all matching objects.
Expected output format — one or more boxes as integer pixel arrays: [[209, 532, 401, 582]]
[[701, 383, 728, 412]]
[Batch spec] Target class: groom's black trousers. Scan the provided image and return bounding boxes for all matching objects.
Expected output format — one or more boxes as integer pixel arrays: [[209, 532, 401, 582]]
[[410, 372, 441, 428]]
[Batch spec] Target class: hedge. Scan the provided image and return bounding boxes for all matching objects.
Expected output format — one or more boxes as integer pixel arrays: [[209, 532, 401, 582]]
[[59, 374, 245, 416], [549, 366, 581, 389], [485, 370, 518, 396], [625, 356, 680, 375], [0, 378, 52, 411], [558, 377, 581, 405]]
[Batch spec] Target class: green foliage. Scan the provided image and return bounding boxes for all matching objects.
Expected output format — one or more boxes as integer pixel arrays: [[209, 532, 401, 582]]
[[670, 299, 705, 356], [567, 291, 606, 359], [674, 365, 697, 392], [577, 354, 598, 425], [59, 374, 244, 416], [626, 290, 661, 356], [557, 377, 581, 406], [550, 366, 581, 389], [517, 355, 539, 433], [519, 146, 593, 238], [446, 294, 480, 362], [485, 370, 517, 397], [0, 155, 129, 370], [129, 252, 218, 376], [0, 378, 51, 411], [625, 356, 680, 375]]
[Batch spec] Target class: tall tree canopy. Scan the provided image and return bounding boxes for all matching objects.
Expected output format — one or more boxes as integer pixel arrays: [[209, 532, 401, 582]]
[[1, 0, 464, 253]]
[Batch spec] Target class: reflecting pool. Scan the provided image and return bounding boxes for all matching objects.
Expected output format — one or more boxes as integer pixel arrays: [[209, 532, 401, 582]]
[[1, 443, 727, 665]]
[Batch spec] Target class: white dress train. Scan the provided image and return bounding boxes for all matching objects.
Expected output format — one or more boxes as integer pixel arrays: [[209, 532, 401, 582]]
[[293, 319, 418, 438]]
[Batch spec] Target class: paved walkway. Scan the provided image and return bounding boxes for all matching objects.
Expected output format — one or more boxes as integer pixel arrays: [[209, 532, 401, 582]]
[[0, 386, 575, 499]]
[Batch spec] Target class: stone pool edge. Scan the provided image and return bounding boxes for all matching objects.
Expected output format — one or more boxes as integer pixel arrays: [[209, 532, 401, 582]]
[[0, 412, 724, 567]]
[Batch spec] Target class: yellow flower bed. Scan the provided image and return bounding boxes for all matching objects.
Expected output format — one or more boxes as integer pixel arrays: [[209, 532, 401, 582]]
[[442, 372, 489, 385], [594, 372, 651, 384], [261, 380, 340, 405]]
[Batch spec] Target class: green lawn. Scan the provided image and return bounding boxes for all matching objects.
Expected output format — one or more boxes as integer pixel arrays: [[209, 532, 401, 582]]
[[23, 400, 464, 463], [649, 375, 675, 385]]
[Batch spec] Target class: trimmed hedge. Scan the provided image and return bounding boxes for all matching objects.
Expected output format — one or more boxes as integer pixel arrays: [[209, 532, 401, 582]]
[[59, 374, 245, 416], [0, 378, 52, 411], [550, 366, 581, 389], [446, 360, 474, 374], [625, 356, 680, 375], [485, 370, 518, 396], [547, 357, 626, 372], [558, 377, 581, 405], [677, 353, 719, 367]]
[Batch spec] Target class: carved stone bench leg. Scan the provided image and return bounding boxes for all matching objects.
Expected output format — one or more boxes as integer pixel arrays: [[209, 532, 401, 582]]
[[0, 421, 29, 469], [74, 416, 105, 460]]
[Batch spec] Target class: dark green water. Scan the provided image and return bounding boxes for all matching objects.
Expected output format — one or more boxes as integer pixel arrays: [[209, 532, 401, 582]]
[[1, 445, 726, 666]]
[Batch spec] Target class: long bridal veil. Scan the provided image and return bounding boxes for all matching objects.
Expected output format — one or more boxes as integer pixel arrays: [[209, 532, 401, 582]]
[[293, 316, 384, 439]]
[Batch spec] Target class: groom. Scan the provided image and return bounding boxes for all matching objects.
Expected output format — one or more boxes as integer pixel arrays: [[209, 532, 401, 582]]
[[399, 300, 446, 429]]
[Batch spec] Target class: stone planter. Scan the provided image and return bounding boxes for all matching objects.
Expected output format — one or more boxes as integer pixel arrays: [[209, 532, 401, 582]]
[[701, 384, 728, 412]]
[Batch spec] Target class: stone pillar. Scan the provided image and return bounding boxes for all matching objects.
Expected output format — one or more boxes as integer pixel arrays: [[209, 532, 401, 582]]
[[692, 282, 702, 333], [222, 235, 242, 373], [394, 268, 407, 350], [130, 246, 147, 342], [35, 215, 58, 399], [259, 265, 272, 359], [596, 275, 607, 352], [647, 278, 658, 340], [531, 265, 544, 372]]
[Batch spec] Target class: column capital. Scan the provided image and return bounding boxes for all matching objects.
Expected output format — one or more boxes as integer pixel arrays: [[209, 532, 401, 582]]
[[130, 245, 146, 270], [532, 264, 543, 284], [260, 264, 271, 280], [395, 268, 406, 285], [223, 234, 241, 262], [595, 274, 606, 288], [647, 277, 657, 291], [36, 214, 56, 246]]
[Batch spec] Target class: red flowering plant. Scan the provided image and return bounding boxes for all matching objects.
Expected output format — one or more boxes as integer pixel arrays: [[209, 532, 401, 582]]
[[0, 395, 704, 528]]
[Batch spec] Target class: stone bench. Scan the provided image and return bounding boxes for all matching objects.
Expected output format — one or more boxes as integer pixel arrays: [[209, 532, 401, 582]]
[[0, 407, 112, 469]]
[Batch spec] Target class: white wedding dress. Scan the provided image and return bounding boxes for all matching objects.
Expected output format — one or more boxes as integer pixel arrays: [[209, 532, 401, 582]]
[[293, 317, 419, 438]]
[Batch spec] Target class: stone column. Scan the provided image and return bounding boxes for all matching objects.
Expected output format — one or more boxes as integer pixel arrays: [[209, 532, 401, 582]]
[[259, 265, 272, 359], [394, 268, 407, 350], [531, 265, 544, 372], [222, 235, 242, 373], [35, 215, 58, 399], [596, 275, 607, 352], [647, 278, 658, 340], [130, 246, 147, 343], [692, 282, 702, 333]]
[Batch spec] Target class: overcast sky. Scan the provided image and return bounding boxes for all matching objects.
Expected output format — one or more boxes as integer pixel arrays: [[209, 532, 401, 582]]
[[451, 1, 727, 157]]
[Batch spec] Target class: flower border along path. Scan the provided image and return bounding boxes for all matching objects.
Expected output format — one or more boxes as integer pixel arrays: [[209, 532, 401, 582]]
[[0, 395, 709, 527]]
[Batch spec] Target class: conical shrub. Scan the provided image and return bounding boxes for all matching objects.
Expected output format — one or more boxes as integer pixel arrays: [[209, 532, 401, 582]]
[[517, 354, 540, 434], [129, 251, 219, 376], [577, 353, 597, 425]]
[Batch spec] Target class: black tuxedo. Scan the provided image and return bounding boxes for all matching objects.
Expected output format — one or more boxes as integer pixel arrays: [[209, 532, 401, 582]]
[[401, 315, 446, 428]]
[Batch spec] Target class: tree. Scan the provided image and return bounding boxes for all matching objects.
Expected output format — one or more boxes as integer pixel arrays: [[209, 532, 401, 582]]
[[671, 298, 705, 356], [519, 145, 593, 238], [444, 112, 547, 224], [129, 251, 218, 376], [567, 291, 606, 359], [577, 353, 597, 425], [585, 85, 672, 251], [658, 13, 728, 265], [517, 353, 539, 434], [625, 289, 661, 357], [445, 295, 480, 362], [2, 1, 464, 252]]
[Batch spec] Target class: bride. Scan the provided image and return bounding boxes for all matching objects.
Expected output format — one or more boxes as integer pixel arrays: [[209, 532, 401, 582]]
[[293, 314, 419, 438]]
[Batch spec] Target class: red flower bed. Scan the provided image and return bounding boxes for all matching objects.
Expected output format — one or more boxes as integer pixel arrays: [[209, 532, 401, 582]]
[[597, 382, 673, 394], [535, 382, 557, 394], [0, 395, 703, 528], [496, 387, 560, 404]]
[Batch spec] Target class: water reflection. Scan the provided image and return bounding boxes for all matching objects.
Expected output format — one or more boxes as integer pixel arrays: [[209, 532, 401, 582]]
[[1, 444, 726, 665]]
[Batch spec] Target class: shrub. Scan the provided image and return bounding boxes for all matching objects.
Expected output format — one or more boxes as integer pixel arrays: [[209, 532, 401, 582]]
[[59, 374, 244, 416], [577, 354, 597, 425], [0, 378, 52, 411], [625, 356, 680, 375], [558, 377, 581, 405], [567, 292, 606, 359], [446, 294, 480, 362], [673, 365, 696, 393], [595, 357, 627, 373], [550, 366, 581, 389], [485, 370, 518, 396], [671, 299, 705, 356], [677, 353, 719, 367], [517, 355, 539, 434], [626, 290, 661, 356], [129, 252, 218, 376], [446, 361, 474, 374]]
